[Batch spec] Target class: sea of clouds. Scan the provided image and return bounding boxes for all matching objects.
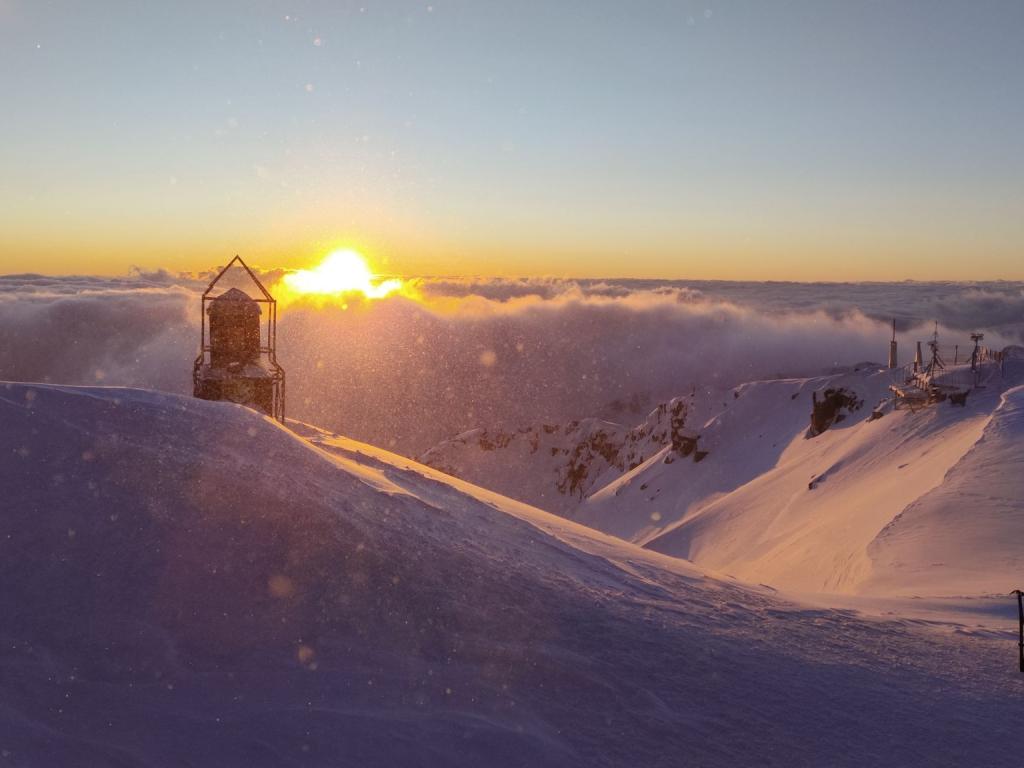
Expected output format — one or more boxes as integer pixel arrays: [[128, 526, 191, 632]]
[[2, 269, 1023, 454]]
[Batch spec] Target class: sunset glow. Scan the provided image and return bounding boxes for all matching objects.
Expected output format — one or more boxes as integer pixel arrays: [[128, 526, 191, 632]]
[[278, 249, 404, 303]]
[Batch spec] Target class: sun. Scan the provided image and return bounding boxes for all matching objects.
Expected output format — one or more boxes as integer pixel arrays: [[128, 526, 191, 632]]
[[279, 249, 403, 302]]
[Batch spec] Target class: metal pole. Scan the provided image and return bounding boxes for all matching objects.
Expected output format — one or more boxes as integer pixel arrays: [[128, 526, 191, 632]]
[[1013, 590, 1024, 672]]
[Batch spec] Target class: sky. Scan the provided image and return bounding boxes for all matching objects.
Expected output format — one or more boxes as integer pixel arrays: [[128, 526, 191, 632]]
[[1, 0, 1022, 280]]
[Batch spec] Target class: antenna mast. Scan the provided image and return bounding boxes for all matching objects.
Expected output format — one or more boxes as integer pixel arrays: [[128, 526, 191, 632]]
[[888, 319, 898, 369]]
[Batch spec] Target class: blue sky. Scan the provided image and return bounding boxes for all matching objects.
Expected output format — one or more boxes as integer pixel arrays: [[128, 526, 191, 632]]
[[1, 0, 1022, 278]]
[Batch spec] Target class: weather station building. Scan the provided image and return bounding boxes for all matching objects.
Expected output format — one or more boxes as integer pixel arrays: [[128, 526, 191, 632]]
[[192, 256, 286, 421]]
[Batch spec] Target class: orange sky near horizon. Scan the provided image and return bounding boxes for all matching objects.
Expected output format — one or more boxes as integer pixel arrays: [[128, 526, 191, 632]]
[[2, 218, 1020, 282]]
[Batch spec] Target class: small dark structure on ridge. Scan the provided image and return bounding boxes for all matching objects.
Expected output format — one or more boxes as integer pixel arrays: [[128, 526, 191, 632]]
[[193, 255, 286, 421], [1013, 590, 1024, 672], [888, 319, 898, 369]]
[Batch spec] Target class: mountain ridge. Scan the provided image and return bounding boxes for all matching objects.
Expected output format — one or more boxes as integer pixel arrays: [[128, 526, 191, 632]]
[[419, 352, 1024, 595]]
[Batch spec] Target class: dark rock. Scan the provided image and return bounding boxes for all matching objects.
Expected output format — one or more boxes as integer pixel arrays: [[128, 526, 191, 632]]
[[808, 388, 864, 437]]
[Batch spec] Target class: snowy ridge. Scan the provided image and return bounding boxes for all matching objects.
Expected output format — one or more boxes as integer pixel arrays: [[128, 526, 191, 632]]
[[580, 371, 889, 542], [419, 396, 697, 513], [422, 356, 1024, 597], [418, 369, 887, 540], [641, 356, 1024, 595], [863, 380, 1024, 595], [3, 382, 1024, 766]]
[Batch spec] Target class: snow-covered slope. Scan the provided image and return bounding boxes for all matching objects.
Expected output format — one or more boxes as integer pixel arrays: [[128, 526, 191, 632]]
[[580, 370, 891, 542], [419, 397, 697, 513], [863, 381, 1024, 596], [419, 369, 887, 540], [3, 382, 1024, 766], [643, 358, 1024, 595], [421, 355, 1024, 597]]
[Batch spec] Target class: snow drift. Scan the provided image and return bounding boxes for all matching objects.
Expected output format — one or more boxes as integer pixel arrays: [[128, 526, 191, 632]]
[[2, 382, 1023, 766]]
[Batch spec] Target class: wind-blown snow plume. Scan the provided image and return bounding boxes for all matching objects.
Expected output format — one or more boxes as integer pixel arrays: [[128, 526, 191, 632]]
[[1, 270, 1021, 453]]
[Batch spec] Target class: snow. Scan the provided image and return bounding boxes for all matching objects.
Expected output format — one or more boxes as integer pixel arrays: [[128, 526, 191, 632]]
[[418, 400, 691, 514], [418, 370, 895, 546], [3, 381, 1024, 766], [863, 381, 1024, 595], [424, 354, 1024, 598], [580, 374, 882, 543], [642, 357, 1024, 595]]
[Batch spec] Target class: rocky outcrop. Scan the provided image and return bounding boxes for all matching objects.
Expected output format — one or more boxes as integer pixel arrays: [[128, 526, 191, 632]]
[[420, 395, 702, 508], [808, 387, 864, 437]]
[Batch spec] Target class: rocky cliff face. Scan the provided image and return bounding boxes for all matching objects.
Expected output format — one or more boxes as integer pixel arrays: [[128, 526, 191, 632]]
[[422, 371, 888, 533], [420, 396, 701, 513]]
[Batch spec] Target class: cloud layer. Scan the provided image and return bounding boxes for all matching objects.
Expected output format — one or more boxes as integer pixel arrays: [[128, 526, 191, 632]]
[[3, 272, 1023, 454]]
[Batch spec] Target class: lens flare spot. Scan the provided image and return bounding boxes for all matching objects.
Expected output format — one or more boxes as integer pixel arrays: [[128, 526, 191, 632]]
[[297, 644, 317, 668], [268, 574, 296, 599]]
